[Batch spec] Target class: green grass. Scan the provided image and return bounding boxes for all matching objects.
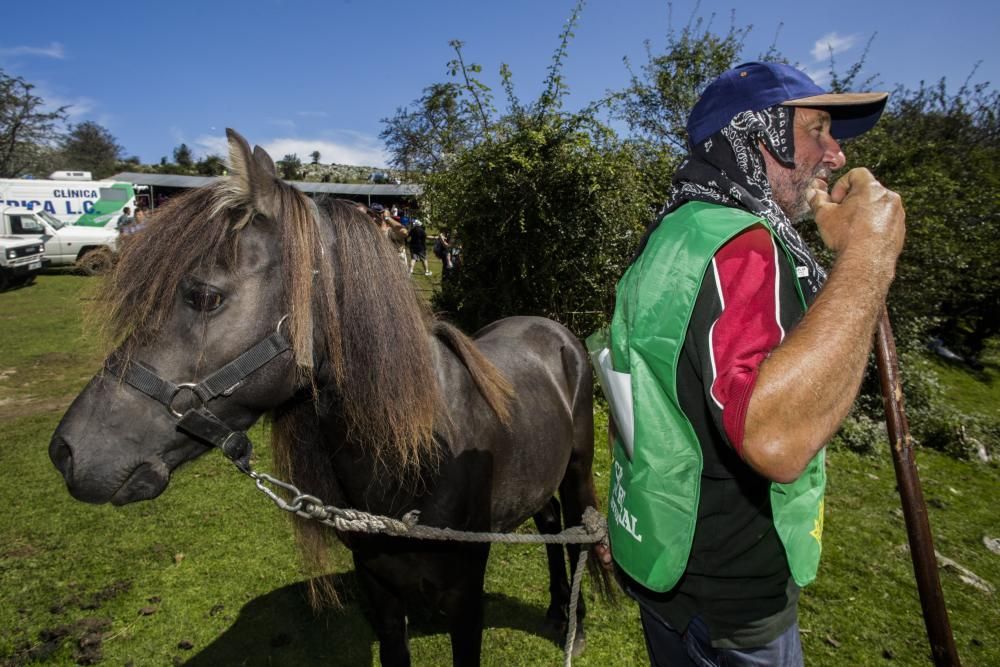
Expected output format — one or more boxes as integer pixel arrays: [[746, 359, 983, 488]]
[[1, 275, 997, 666], [926, 339, 999, 420]]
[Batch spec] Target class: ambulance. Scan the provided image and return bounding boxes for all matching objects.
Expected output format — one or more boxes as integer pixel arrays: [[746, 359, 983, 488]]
[[0, 173, 136, 228]]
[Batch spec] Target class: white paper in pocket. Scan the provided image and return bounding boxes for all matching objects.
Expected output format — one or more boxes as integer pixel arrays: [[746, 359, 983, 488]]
[[591, 347, 635, 460]]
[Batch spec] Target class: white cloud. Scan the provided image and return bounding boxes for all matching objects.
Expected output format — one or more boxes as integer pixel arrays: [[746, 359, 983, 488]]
[[802, 66, 832, 88], [44, 93, 97, 119], [0, 42, 65, 59], [190, 132, 388, 167], [192, 134, 230, 159], [263, 137, 388, 167], [811, 32, 858, 61]]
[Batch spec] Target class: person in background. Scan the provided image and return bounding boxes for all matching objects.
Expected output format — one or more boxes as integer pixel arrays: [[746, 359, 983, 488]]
[[601, 62, 903, 666], [116, 207, 134, 230], [119, 207, 148, 239], [384, 209, 409, 271], [434, 228, 453, 273], [407, 219, 431, 276]]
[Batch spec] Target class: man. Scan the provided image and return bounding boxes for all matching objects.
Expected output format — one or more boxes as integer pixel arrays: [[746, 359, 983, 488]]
[[116, 206, 134, 230], [599, 62, 905, 665], [407, 219, 432, 276]]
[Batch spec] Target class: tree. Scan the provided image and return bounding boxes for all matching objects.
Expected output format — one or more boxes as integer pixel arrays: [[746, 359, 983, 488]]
[[425, 6, 659, 338], [277, 154, 302, 180], [310, 150, 321, 164], [0, 69, 68, 177], [59, 121, 123, 179], [195, 154, 226, 176], [380, 82, 478, 176], [173, 143, 193, 168], [613, 13, 752, 152]]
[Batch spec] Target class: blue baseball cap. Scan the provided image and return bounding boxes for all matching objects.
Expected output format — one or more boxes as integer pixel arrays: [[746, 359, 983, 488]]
[[687, 61, 888, 146]]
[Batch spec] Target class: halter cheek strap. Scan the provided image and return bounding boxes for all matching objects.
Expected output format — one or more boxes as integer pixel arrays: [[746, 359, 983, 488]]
[[105, 316, 292, 473]]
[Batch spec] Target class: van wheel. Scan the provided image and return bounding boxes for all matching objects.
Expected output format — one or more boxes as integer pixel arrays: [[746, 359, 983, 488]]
[[76, 248, 115, 276], [0, 270, 9, 291]]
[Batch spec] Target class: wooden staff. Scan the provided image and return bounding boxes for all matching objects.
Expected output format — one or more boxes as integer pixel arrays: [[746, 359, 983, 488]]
[[874, 309, 961, 666]]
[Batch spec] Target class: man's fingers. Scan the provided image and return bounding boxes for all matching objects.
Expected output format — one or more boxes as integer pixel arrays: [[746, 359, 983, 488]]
[[807, 179, 831, 214], [831, 167, 875, 203], [594, 540, 613, 570]]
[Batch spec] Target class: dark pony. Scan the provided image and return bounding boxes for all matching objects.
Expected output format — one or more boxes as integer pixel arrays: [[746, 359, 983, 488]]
[[52, 130, 606, 666]]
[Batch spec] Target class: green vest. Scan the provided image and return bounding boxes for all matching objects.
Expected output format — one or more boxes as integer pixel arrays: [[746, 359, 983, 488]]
[[599, 201, 826, 593]]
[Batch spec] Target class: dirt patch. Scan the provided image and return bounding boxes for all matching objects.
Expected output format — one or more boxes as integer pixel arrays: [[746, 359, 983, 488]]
[[29, 352, 80, 367], [1, 543, 39, 559], [2, 617, 111, 667], [0, 394, 77, 420], [51, 579, 133, 614]]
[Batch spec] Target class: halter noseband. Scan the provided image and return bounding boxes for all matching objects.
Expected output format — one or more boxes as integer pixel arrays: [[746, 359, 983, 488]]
[[105, 315, 292, 473]]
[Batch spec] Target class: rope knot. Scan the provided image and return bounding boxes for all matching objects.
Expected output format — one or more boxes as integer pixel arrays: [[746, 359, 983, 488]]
[[582, 506, 607, 540]]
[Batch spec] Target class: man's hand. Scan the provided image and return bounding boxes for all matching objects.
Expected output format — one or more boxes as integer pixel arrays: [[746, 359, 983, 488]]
[[594, 540, 613, 571], [807, 168, 906, 264]]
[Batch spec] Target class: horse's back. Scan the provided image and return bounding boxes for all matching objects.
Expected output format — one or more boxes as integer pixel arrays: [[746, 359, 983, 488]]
[[473, 315, 589, 381], [457, 316, 592, 529]]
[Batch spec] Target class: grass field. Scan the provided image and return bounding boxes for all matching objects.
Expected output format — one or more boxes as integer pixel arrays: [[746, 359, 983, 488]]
[[1, 274, 997, 666]]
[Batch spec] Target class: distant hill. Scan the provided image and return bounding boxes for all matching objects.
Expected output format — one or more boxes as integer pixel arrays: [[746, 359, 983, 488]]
[[298, 162, 406, 184], [121, 160, 411, 184]]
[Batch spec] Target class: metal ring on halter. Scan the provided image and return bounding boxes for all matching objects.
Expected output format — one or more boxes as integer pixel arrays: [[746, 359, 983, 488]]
[[168, 382, 201, 419], [276, 314, 290, 336]]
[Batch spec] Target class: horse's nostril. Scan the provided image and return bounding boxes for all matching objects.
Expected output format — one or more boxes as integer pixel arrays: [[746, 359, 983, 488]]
[[49, 435, 74, 480]]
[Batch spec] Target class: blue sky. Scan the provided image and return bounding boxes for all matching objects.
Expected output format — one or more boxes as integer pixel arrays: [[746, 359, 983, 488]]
[[2, 0, 996, 168]]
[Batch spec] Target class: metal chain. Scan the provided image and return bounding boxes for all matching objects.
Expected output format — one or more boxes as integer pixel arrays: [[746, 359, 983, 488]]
[[241, 464, 608, 665]]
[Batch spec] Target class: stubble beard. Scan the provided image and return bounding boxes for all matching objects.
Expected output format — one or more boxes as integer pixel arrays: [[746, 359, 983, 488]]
[[771, 162, 832, 224]]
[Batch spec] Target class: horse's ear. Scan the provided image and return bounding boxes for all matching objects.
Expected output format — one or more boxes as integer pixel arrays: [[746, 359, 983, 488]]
[[253, 145, 278, 178], [225, 128, 279, 215]]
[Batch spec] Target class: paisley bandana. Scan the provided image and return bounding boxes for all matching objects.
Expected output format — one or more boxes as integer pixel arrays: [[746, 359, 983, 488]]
[[638, 105, 826, 299]]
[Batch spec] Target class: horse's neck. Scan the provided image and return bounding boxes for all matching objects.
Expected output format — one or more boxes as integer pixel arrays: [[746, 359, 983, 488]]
[[314, 388, 433, 517]]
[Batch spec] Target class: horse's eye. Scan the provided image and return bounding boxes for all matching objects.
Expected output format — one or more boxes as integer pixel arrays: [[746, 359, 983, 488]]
[[184, 286, 224, 312]]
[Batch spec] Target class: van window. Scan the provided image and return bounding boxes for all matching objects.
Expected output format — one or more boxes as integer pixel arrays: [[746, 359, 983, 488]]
[[99, 187, 129, 202], [9, 215, 45, 234]]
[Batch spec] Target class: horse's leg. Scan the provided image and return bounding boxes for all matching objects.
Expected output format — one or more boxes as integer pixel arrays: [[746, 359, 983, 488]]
[[443, 544, 491, 667], [355, 559, 411, 667], [533, 497, 571, 638], [556, 358, 600, 658]]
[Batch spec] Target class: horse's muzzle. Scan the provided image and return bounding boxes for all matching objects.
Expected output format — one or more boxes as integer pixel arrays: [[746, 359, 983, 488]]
[[49, 433, 170, 505]]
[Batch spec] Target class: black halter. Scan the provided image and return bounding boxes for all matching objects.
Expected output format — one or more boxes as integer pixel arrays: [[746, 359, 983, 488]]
[[105, 316, 292, 473]]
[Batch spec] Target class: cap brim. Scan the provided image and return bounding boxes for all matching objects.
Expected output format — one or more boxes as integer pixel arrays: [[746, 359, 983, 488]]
[[783, 92, 888, 107], [783, 91, 889, 139]]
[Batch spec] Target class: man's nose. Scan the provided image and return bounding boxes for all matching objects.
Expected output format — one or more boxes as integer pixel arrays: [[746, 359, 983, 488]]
[[825, 137, 846, 170]]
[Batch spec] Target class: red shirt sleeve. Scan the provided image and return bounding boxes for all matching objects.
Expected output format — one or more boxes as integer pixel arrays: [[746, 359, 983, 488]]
[[706, 226, 786, 456]]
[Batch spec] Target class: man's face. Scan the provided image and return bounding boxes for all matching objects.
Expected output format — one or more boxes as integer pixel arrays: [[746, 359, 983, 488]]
[[763, 107, 846, 222]]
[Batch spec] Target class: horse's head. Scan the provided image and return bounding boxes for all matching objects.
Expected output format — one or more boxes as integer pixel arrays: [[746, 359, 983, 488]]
[[49, 130, 337, 505]]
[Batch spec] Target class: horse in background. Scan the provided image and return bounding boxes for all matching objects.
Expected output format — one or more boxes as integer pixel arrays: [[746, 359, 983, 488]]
[[49, 130, 607, 665]]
